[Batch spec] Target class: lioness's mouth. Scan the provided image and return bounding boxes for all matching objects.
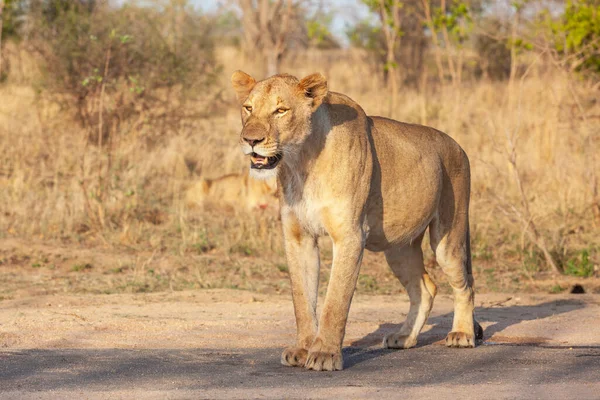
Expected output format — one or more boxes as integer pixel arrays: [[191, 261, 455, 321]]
[[250, 152, 282, 169]]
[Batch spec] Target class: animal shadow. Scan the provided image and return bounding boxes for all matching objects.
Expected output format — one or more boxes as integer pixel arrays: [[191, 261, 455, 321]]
[[344, 299, 586, 368]]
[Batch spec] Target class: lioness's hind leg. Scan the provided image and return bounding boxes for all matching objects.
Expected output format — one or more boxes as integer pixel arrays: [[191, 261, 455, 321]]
[[383, 242, 437, 349], [430, 215, 480, 348]]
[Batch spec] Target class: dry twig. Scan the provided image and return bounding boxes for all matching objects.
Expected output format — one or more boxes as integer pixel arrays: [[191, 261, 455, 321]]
[[503, 51, 561, 274]]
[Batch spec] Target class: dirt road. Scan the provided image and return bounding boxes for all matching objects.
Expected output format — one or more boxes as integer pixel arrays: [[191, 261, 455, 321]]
[[1, 290, 599, 399]]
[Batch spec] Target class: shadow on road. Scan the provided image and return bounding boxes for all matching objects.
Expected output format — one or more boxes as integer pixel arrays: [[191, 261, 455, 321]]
[[1, 299, 599, 391], [346, 299, 587, 368], [3, 343, 600, 391]]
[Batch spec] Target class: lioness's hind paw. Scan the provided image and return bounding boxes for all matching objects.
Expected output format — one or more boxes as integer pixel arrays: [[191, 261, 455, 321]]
[[305, 351, 343, 371], [281, 347, 308, 367], [445, 331, 476, 348], [383, 334, 417, 349]]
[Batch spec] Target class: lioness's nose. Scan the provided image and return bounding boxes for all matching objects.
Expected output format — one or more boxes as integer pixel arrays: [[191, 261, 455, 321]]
[[244, 137, 265, 147]]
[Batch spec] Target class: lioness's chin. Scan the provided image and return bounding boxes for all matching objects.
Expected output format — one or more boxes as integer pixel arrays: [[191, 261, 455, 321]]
[[249, 167, 278, 180]]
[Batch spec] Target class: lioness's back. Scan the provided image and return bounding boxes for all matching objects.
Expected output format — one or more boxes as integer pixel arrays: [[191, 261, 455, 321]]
[[370, 116, 467, 164]]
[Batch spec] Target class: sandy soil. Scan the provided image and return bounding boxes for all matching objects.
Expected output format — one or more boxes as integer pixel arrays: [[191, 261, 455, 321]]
[[0, 289, 599, 351], [2, 237, 600, 399], [1, 290, 600, 398]]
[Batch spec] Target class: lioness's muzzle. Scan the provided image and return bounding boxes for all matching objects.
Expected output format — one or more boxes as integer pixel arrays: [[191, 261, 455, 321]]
[[242, 124, 267, 147], [250, 152, 282, 169]]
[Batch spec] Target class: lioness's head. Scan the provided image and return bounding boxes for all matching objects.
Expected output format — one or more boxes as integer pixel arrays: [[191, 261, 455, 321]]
[[231, 71, 328, 180]]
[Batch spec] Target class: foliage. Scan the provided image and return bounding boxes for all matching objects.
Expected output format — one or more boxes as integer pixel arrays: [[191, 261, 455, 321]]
[[361, 0, 403, 34], [564, 249, 595, 277], [549, 284, 565, 294], [346, 18, 383, 52], [306, 12, 339, 49], [433, 1, 473, 46], [1, 0, 28, 80], [1, 0, 28, 40], [551, 0, 600, 74], [27, 0, 220, 134]]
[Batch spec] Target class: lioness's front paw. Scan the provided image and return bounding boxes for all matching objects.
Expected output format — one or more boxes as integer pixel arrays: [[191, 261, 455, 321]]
[[281, 347, 308, 367], [305, 350, 343, 371], [305, 339, 343, 371], [445, 331, 476, 348], [383, 333, 417, 349]]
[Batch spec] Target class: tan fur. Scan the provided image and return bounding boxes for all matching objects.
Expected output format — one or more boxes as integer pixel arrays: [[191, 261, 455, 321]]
[[185, 173, 277, 211], [231, 70, 482, 371]]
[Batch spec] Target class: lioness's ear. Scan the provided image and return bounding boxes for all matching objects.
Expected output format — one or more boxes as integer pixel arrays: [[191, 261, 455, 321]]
[[298, 73, 328, 110], [231, 70, 256, 104]]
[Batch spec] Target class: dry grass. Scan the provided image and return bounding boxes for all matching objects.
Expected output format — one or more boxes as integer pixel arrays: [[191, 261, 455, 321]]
[[0, 46, 599, 299]]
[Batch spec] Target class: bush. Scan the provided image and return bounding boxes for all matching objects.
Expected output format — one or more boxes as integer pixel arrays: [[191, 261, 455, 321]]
[[474, 19, 511, 80], [551, 0, 600, 76], [564, 249, 595, 277], [27, 0, 221, 139], [1, 0, 27, 40]]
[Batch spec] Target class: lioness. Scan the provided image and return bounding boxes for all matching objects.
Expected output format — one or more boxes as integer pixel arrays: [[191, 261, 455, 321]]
[[185, 173, 277, 211], [231, 70, 482, 371]]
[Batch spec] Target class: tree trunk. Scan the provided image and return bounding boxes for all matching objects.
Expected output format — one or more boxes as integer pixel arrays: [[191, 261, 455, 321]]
[[378, 0, 401, 117], [439, 0, 457, 86], [421, 0, 445, 84], [386, 47, 398, 117], [264, 50, 279, 76], [238, 0, 291, 78]]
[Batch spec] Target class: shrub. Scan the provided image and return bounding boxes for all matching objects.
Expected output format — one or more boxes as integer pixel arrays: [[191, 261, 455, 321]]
[[551, 0, 600, 76], [564, 249, 595, 277], [27, 0, 221, 138], [474, 19, 511, 80]]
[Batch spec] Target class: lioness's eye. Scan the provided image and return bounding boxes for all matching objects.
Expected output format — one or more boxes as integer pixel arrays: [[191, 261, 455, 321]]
[[244, 105, 252, 112], [276, 108, 288, 114]]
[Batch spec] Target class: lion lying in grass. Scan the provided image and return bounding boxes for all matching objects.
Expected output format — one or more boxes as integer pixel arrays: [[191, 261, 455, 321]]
[[231, 70, 482, 371], [185, 173, 277, 211]]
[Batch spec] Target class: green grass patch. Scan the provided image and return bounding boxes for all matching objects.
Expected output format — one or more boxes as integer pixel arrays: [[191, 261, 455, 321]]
[[72, 263, 93, 272], [276, 263, 288, 273], [564, 249, 594, 277], [550, 284, 565, 294]]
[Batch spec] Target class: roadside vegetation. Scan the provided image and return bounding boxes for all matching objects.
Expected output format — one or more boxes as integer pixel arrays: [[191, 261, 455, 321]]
[[0, 0, 599, 300]]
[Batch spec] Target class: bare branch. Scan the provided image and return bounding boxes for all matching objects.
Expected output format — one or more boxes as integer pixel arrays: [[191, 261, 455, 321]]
[[238, 0, 300, 75], [502, 52, 561, 274], [275, 0, 292, 54]]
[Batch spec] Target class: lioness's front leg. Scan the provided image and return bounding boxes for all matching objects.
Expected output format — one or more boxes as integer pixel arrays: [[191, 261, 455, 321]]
[[305, 230, 365, 371], [280, 212, 320, 368]]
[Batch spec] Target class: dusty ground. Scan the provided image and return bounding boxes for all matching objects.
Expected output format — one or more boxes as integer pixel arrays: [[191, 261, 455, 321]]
[[1, 289, 600, 399], [2, 238, 599, 302]]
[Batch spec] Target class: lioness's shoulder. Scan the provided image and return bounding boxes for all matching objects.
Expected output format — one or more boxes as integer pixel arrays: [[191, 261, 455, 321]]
[[322, 91, 368, 127]]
